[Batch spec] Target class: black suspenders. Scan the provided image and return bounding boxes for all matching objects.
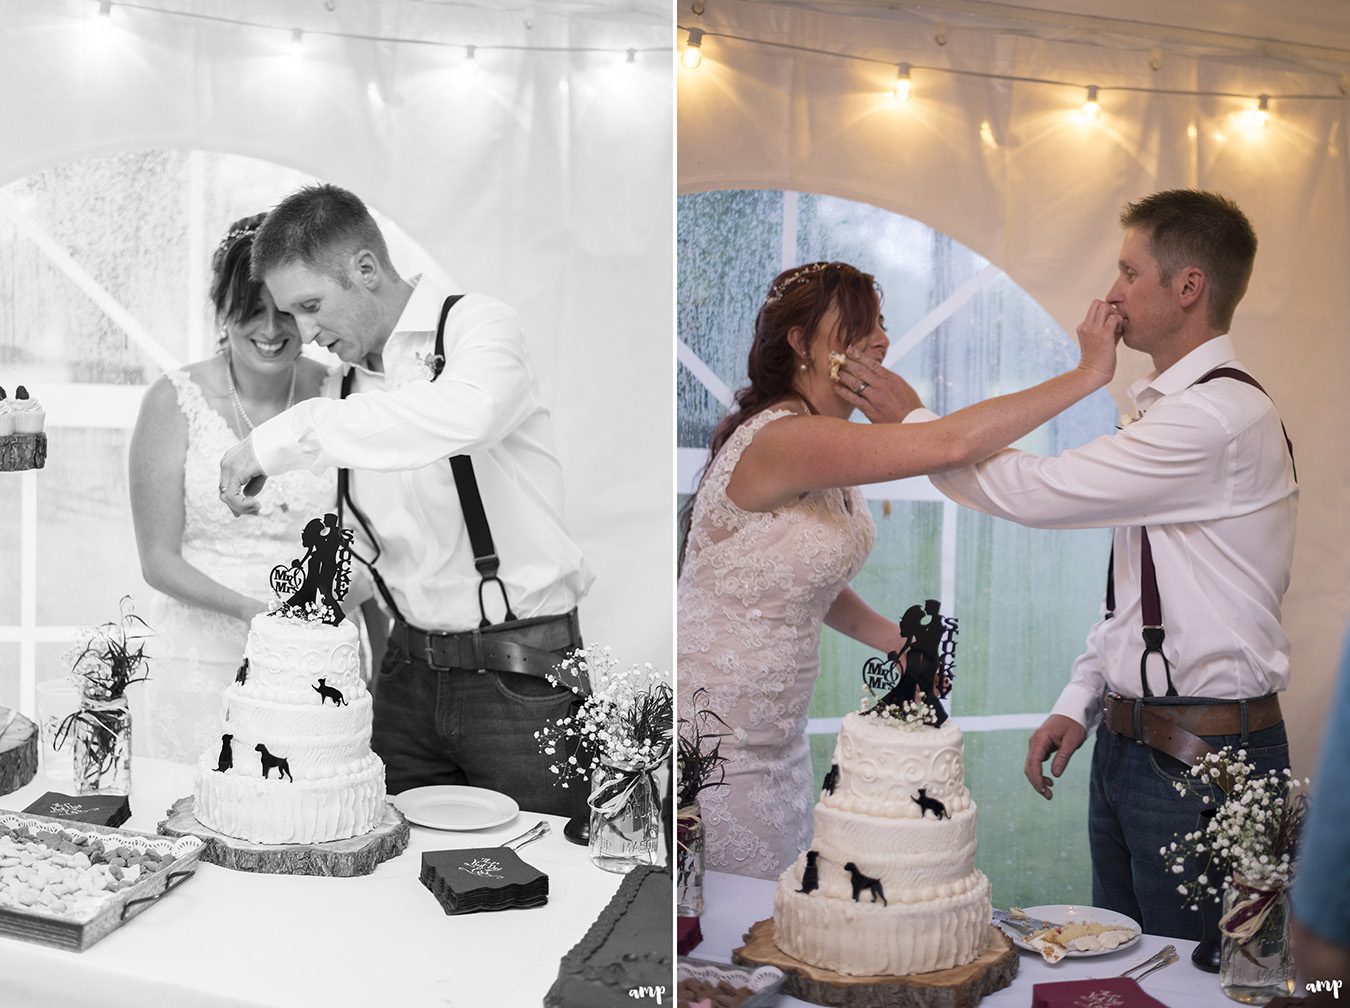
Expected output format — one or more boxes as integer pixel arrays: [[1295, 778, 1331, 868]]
[[1104, 366, 1296, 697], [338, 294, 518, 629]]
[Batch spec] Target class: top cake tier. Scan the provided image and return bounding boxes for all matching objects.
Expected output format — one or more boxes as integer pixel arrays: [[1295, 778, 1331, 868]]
[[244, 614, 362, 696], [823, 712, 969, 818]]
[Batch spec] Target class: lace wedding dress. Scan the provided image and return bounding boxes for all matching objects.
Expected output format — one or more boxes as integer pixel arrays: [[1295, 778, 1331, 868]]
[[677, 407, 876, 879], [139, 369, 341, 763]]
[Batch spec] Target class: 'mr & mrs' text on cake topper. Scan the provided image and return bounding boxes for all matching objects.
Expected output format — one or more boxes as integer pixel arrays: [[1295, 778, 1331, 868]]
[[862, 598, 959, 727], [269, 512, 354, 626]]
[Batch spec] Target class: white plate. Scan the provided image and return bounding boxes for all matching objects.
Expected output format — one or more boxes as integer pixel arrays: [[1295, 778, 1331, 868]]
[[1003, 904, 1142, 958], [392, 786, 520, 830]]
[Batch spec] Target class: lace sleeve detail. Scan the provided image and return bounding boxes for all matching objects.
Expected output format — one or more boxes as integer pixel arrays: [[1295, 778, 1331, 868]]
[[687, 407, 795, 552], [164, 368, 224, 445]]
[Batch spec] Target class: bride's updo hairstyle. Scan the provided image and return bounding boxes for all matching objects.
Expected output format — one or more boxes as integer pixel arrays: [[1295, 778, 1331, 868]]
[[704, 261, 881, 464], [209, 211, 268, 350]]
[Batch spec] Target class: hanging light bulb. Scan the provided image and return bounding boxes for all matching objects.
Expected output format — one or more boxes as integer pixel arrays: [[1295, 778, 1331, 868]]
[[289, 28, 305, 61], [93, 0, 113, 38], [464, 45, 479, 72], [625, 48, 637, 71], [891, 63, 913, 102], [1081, 85, 1101, 122], [1245, 94, 1270, 129], [681, 28, 704, 70]]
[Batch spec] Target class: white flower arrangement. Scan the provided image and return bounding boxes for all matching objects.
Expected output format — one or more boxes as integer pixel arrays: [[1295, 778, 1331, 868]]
[[1162, 746, 1308, 911], [861, 693, 937, 730], [533, 646, 673, 788]]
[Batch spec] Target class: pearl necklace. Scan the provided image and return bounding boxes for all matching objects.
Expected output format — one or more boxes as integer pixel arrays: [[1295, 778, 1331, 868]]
[[226, 355, 297, 434]]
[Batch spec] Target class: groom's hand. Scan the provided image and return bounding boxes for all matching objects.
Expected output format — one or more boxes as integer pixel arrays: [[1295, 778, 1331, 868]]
[[219, 437, 267, 517], [1025, 714, 1087, 800]]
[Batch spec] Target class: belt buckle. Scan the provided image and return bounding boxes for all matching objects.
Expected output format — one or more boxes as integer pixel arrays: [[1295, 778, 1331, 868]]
[[423, 632, 447, 671]]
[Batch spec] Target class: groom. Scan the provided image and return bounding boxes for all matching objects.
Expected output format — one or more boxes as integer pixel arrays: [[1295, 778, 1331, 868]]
[[843, 190, 1297, 940], [218, 184, 594, 818]]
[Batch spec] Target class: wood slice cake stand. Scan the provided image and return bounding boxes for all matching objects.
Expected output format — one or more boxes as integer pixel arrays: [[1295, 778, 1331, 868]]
[[0, 433, 47, 471], [158, 795, 409, 877], [0, 709, 39, 796], [734, 919, 1017, 1008]]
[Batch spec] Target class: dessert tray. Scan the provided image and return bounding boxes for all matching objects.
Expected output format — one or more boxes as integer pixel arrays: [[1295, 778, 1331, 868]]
[[0, 809, 204, 951]]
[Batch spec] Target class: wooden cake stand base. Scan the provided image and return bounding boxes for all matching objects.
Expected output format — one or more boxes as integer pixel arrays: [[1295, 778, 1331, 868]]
[[0, 710, 39, 797], [733, 919, 1017, 1008], [158, 795, 409, 877], [0, 433, 47, 471]]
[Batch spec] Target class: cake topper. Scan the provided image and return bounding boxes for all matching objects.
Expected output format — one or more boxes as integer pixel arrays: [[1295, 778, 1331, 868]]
[[844, 862, 887, 905], [863, 598, 958, 726], [270, 512, 354, 626]]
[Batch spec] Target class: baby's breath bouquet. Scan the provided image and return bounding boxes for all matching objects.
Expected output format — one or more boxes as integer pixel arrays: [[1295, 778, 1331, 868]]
[[535, 646, 673, 872], [1164, 746, 1306, 997]]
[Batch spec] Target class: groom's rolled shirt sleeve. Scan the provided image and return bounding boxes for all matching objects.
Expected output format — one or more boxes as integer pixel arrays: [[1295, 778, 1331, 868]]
[[904, 400, 1239, 530], [252, 299, 534, 476]]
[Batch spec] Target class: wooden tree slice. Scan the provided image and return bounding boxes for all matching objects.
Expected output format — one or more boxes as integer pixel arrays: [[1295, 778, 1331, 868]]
[[0, 709, 39, 797], [0, 433, 47, 472], [157, 795, 409, 877], [733, 919, 1017, 1008]]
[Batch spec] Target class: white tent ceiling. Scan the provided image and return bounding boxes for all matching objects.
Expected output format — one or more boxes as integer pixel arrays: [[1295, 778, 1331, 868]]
[[678, 0, 1350, 776]]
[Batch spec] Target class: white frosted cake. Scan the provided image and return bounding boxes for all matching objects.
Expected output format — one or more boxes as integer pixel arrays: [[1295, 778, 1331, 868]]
[[193, 613, 387, 845], [773, 712, 991, 976]]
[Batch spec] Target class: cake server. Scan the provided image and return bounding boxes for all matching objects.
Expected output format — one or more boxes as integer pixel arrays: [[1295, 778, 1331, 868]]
[[992, 907, 1059, 935]]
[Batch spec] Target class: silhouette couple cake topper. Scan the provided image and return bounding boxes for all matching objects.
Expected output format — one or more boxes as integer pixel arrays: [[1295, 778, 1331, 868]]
[[862, 598, 959, 726], [268, 512, 354, 626]]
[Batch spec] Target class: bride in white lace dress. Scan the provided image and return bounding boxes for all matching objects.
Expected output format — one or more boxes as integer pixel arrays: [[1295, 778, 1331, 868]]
[[677, 261, 1121, 878], [128, 214, 357, 762]]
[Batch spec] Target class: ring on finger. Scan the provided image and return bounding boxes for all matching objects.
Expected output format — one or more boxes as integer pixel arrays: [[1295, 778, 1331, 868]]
[[856, 382, 868, 394]]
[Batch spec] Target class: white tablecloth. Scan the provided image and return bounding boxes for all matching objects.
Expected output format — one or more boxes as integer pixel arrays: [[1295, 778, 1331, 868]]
[[690, 871, 1242, 1007], [0, 758, 626, 1008]]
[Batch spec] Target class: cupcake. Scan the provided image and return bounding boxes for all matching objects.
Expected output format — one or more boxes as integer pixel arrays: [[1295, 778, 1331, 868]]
[[9, 385, 45, 434], [0, 387, 13, 437]]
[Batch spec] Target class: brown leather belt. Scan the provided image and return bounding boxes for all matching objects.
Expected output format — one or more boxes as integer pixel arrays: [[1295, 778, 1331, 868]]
[[389, 609, 587, 692], [1103, 692, 1282, 791]]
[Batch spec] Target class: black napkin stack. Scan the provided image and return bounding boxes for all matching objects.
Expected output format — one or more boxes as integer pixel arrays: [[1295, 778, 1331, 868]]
[[419, 846, 549, 915], [22, 791, 131, 828]]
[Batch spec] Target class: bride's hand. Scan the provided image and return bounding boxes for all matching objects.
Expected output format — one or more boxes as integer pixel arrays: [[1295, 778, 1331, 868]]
[[1076, 300, 1121, 387], [835, 350, 924, 423]]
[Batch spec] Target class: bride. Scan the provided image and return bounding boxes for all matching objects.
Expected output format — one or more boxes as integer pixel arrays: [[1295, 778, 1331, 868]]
[[677, 261, 1119, 878], [128, 213, 360, 762]]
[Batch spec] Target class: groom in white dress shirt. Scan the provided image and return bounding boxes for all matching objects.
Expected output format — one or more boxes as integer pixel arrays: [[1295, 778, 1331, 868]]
[[218, 184, 594, 818], [882, 190, 1296, 939]]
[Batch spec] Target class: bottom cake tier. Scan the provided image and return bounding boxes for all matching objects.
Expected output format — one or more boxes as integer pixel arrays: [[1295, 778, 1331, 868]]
[[193, 754, 387, 845], [773, 870, 991, 976]]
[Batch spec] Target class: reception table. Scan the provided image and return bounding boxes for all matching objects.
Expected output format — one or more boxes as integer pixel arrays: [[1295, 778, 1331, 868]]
[[690, 871, 1246, 1007], [0, 758, 626, 1008]]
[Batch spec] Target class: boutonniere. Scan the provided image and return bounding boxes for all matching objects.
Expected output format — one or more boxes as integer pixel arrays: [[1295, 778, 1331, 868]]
[[413, 350, 445, 381], [1117, 411, 1142, 431]]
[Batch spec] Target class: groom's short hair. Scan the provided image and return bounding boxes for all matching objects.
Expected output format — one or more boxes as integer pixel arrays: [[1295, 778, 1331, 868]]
[[251, 183, 395, 287]]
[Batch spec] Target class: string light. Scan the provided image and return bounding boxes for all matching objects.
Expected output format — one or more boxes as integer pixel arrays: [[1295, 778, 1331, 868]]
[[1244, 93, 1270, 129], [463, 45, 478, 71], [626, 48, 637, 70], [1081, 84, 1101, 122], [682, 28, 704, 70], [891, 62, 912, 102], [288, 28, 304, 61], [94, 0, 113, 38]]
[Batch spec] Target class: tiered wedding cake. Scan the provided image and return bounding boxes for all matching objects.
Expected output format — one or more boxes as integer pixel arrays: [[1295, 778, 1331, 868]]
[[773, 600, 991, 976], [192, 514, 387, 845]]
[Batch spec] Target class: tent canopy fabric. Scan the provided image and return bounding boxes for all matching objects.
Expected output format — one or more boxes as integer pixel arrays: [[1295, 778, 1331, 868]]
[[678, 0, 1350, 776]]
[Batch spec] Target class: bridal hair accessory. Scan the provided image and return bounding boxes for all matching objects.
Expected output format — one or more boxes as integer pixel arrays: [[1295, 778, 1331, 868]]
[[216, 223, 260, 252], [766, 262, 833, 304]]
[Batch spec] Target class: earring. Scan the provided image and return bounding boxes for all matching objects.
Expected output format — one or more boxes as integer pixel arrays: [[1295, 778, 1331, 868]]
[[799, 362, 807, 371]]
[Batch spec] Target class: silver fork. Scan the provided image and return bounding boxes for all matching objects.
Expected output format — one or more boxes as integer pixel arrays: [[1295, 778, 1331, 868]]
[[1118, 944, 1178, 980]]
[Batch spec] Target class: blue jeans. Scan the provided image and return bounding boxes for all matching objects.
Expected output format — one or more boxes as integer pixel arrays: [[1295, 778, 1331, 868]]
[[370, 632, 588, 820], [1089, 718, 1289, 939]]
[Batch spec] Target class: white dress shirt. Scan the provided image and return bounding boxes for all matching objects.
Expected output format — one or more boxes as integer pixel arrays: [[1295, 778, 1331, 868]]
[[251, 276, 594, 632], [910, 335, 1298, 729]]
